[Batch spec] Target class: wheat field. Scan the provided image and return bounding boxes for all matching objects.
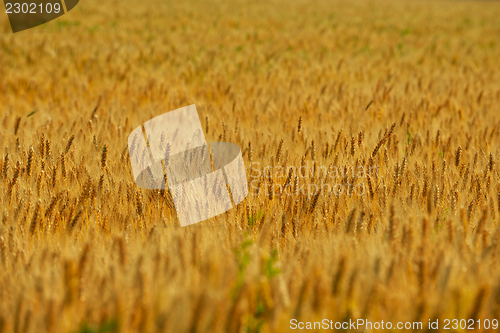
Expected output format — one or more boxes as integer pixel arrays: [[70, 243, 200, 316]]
[[1, 0, 500, 332]]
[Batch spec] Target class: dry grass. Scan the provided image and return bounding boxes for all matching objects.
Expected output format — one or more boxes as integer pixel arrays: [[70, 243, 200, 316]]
[[1, 0, 500, 332]]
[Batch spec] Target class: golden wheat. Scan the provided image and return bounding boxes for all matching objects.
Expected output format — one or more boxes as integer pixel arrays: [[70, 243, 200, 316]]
[[0, 0, 500, 332]]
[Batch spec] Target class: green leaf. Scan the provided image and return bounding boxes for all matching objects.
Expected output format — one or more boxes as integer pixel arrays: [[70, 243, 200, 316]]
[[263, 249, 281, 278], [74, 319, 118, 333]]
